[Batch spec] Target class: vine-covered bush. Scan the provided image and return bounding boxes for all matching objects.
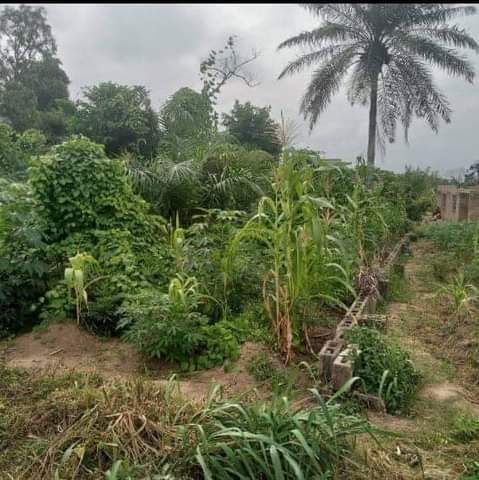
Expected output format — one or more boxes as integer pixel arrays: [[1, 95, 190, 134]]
[[27, 136, 173, 333], [30, 135, 159, 242], [345, 326, 420, 413]]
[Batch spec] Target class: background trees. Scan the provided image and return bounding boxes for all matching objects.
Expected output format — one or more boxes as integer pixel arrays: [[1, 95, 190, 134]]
[[222, 100, 281, 156], [0, 5, 70, 136], [278, 4, 479, 168], [74, 82, 160, 158]]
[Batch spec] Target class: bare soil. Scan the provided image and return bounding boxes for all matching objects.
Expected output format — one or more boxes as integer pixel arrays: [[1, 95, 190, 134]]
[[0, 321, 268, 400]]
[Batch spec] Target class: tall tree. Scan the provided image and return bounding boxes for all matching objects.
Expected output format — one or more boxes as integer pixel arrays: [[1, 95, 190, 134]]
[[278, 4, 478, 168], [222, 100, 281, 156], [0, 5, 56, 83], [74, 82, 160, 158], [0, 5, 71, 136]]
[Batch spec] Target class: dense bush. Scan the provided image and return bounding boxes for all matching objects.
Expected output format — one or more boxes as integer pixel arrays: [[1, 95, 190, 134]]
[[0, 180, 48, 336], [0, 124, 47, 180], [30, 135, 160, 241], [120, 276, 240, 370], [345, 326, 420, 413]]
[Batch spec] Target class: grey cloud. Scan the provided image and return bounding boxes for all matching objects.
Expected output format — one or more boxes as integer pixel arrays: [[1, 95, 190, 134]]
[[33, 4, 479, 174]]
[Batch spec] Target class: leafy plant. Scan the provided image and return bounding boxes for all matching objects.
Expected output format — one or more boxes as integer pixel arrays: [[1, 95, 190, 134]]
[[120, 275, 209, 368], [435, 271, 479, 319], [451, 414, 479, 443], [345, 326, 420, 413], [64, 252, 102, 324]]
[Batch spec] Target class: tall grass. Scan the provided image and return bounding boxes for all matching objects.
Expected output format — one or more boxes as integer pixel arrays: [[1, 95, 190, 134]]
[[193, 389, 376, 480]]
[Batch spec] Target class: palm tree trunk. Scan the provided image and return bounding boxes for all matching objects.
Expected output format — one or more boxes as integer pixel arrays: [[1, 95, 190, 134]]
[[367, 72, 379, 172]]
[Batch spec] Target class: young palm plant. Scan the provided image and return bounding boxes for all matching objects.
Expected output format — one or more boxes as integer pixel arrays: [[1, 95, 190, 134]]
[[278, 4, 478, 167]]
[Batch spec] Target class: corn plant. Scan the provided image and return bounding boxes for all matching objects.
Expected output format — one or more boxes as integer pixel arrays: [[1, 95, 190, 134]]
[[64, 252, 102, 324], [228, 153, 353, 363], [435, 271, 479, 320]]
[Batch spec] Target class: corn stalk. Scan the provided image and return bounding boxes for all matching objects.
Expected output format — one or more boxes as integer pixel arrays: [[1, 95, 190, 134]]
[[64, 252, 103, 324], [228, 154, 353, 363]]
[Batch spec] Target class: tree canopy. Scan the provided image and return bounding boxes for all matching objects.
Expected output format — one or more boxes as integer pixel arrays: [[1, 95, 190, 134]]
[[74, 82, 160, 158], [222, 100, 281, 156]]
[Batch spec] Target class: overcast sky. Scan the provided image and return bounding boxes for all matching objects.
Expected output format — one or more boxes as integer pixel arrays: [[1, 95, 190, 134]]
[[39, 3, 479, 175]]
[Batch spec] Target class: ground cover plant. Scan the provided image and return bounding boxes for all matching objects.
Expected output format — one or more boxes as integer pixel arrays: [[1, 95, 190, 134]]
[[0, 362, 379, 479], [345, 326, 421, 414]]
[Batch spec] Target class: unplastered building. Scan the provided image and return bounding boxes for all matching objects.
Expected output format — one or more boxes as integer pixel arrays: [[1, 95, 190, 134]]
[[437, 185, 479, 221]]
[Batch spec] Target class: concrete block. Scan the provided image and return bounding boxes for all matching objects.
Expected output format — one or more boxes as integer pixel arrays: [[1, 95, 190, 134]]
[[318, 339, 343, 383], [331, 346, 356, 391]]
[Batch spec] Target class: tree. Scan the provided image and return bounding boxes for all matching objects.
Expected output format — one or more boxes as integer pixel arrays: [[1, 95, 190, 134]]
[[23, 55, 69, 111], [278, 4, 479, 168], [159, 87, 214, 159], [200, 36, 259, 126], [464, 161, 479, 185], [222, 100, 281, 156], [0, 5, 56, 83], [0, 5, 71, 136], [74, 82, 160, 158]]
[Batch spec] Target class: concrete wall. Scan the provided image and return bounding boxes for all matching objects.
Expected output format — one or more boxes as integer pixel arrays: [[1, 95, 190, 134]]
[[437, 185, 479, 221]]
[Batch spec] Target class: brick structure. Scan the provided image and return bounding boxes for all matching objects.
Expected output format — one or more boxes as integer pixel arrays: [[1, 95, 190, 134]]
[[437, 185, 479, 221]]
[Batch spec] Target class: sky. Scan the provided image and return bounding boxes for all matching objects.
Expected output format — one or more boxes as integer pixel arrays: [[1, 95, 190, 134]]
[[37, 3, 479, 175]]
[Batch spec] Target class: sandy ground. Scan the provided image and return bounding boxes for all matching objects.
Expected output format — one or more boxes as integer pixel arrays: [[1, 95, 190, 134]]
[[0, 322, 271, 400]]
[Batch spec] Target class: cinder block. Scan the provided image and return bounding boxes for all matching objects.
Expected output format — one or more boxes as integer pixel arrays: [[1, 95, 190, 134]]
[[331, 346, 357, 391], [318, 340, 343, 383], [365, 293, 378, 314]]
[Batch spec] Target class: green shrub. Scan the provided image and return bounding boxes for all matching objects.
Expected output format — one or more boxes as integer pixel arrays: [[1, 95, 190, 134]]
[[120, 279, 209, 368], [120, 274, 244, 371], [197, 321, 241, 370], [0, 180, 48, 336], [451, 415, 479, 443], [30, 135, 160, 242], [345, 326, 420, 413]]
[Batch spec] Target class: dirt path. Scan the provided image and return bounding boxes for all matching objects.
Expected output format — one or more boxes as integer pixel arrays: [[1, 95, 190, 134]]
[[0, 322, 265, 400], [366, 237, 479, 479]]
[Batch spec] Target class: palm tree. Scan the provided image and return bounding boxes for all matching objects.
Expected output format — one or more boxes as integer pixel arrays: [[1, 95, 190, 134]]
[[278, 4, 478, 168]]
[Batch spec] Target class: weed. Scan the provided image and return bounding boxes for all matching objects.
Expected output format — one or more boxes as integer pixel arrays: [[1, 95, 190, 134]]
[[194, 389, 376, 480], [345, 326, 420, 414], [451, 415, 479, 443]]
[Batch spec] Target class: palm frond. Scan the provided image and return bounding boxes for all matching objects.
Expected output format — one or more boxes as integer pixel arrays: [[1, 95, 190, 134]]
[[278, 44, 359, 79], [300, 48, 356, 129], [393, 33, 476, 82]]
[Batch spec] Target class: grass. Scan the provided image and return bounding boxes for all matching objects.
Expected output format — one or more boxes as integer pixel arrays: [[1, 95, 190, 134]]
[[0, 361, 385, 479]]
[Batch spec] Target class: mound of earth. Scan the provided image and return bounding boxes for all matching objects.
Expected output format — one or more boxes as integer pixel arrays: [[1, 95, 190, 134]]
[[0, 321, 270, 400]]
